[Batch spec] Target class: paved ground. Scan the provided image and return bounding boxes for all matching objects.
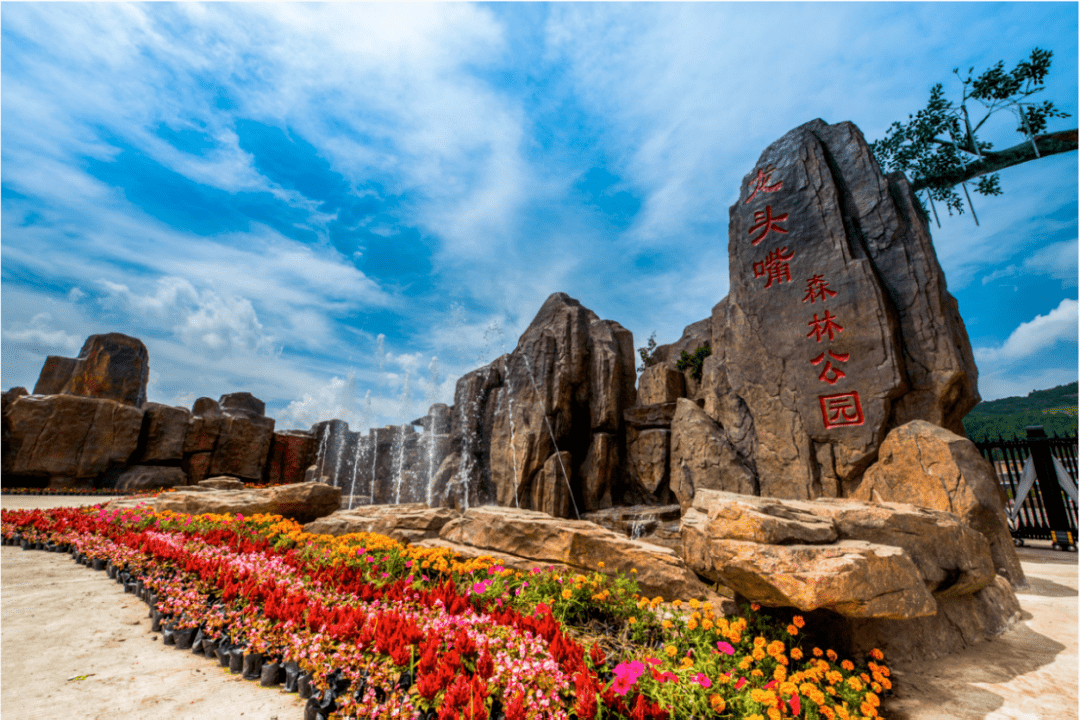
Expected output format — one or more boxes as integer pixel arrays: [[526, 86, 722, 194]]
[[2, 495, 1076, 720]]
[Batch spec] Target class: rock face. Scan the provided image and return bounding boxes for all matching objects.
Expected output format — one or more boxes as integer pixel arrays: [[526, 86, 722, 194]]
[[439, 506, 719, 602], [853, 420, 1025, 588], [265, 430, 317, 485], [136, 402, 191, 464], [182, 395, 275, 483], [669, 399, 755, 510], [3, 394, 143, 480], [304, 504, 460, 544], [33, 333, 150, 407], [434, 293, 637, 518], [630, 119, 980, 506], [681, 489, 1019, 662], [108, 481, 341, 524]]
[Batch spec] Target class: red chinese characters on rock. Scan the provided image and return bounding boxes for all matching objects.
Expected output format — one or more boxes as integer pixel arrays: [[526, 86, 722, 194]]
[[803, 275, 837, 304], [748, 205, 789, 246], [745, 167, 783, 204], [806, 311, 844, 343], [819, 392, 865, 429], [811, 349, 849, 385], [753, 247, 795, 289]]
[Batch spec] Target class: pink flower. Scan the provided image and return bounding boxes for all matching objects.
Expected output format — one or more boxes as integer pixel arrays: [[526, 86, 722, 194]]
[[716, 641, 735, 656], [643, 657, 661, 666], [658, 671, 678, 683], [789, 694, 801, 716], [735, 677, 748, 691], [692, 673, 712, 689], [612, 674, 634, 696], [405, 560, 413, 568]]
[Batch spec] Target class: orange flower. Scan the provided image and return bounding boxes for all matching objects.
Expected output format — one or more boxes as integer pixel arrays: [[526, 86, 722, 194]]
[[793, 615, 805, 628], [791, 648, 804, 660], [870, 648, 884, 661], [709, 695, 727, 713], [813, 647, 824, 658], [787, 624, 799, 636], [826, 649, 838, 662], [841, 660, 855, 671]]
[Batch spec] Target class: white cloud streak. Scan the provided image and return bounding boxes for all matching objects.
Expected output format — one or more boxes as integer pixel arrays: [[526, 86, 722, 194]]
[[975, 299, 1079, 363]]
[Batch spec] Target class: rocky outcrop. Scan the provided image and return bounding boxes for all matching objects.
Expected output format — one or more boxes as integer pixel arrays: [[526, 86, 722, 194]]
[[182, 395, 275, 483], [436, 293, 637, 517], [853, 420, 1025, 587], [33, 333, 150, 407], [3, 394, 143, 482], [136, 402, 190, 464], [681, 489, 1019, 663], [439, 506, 719, 602], [637, 365, 685, 405], [107, 481, 340, 524], [669, 399, 755, 510], [114, 465, 187, 491], [304, 504, 460, 544]]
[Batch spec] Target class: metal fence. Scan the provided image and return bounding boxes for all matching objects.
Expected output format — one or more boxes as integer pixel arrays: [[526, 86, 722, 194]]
[[975, 428, 1078, 548]]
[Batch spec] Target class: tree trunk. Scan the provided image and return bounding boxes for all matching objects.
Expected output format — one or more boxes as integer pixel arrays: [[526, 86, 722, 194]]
[[913, 129, 1077, 192]]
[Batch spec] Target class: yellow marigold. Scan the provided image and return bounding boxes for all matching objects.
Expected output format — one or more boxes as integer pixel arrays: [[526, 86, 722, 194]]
[[826, 670, 843, 685], [791, 648, 803, 661], [767, 709, 782, 720], [817, 660, 830, 673], [717, 673, 732, 685], [779, 681, 798, 697], [869, 648, 884, 661], [679, 657, 694, 670], [773, 665, 787, 682], [687, 619, 699, 631], [841, 660, 855, 671], [627, 616, 637, 625], [787, 624, 799, 636], [750, 689, 772, 704], [709, 694, 726, 712], [799, 682, 818, 696], [835, 706, 850, 720], [825, 686, 837, 696], [702, 602, 713, 613], [701, 618, 714, 631], [561, 588, 573, 600], [631, 568, 637, 574], [820, 708, 835, 720], [826, 649, 838, 662], [751, 669, 764, 678], [864, 692, 879, 707], [664, 645, 678, 658], [689, 598, 701, 610], [860, 702, 878, 718], [651, 596, 664, 606], [739, 657, 753, 670], [728, 631, 743, 644], [767, 640, 785, 657], [813, 647, 824, 658], [879, 678, 892, 691], [672, 599, 683, 608], [662, 620, 673, 630], [846, 676, 864, 692], [752, 647, 767, 661], [754, 636, 767, 648], [598, 561, 605, 568], [746, 715, 764, 720], [860, 672, 870, 683], [792, 615, 805, 628]]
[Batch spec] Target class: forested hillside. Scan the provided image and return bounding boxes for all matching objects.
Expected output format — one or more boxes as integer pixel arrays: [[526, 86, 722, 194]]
[[963, 382, 1078, 441]]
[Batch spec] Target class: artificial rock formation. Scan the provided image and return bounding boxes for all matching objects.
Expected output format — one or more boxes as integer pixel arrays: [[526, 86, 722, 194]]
[[432, 293, 637, 518], [135, 402, 191, 463], [182, 394, 275, 483], [633, 119, 980, 507], [853, 420, 1025, 587], [304, 504, 460, 544], [681, 490, 1020, 662], [114, 465, 188, 491], [33, 333, 150, 407], [265, 430, 317, 486]]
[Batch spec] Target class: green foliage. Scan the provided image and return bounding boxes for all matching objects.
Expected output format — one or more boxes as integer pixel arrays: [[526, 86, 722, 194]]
[[963, 382, 1078, 440], [870, 47, 1070, 222], [637, 332, 659, 373], [675, 344, 712, 381]]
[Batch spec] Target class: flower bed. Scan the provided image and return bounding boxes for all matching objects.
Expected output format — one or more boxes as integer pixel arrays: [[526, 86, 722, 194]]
[[1, 502, 891, 719]]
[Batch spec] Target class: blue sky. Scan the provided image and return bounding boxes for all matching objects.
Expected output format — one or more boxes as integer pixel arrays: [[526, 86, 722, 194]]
[[2, 3, 1077, 433]]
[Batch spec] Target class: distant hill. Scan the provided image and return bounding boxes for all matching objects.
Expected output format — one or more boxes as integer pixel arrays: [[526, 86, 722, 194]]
[[963, 382, 1078, 441]]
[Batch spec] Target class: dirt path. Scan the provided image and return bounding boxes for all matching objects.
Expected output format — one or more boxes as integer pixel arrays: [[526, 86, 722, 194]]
[[2, 496, 1076, 720]]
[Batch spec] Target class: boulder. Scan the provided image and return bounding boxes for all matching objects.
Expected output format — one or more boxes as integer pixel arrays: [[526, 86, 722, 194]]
[[1, 387, 29, 475], [624, 402, 678, 429], [439, 505, 718, 602], [689, 537, 937, 619], [203, 394, 275, 481], [581, 504, 682, 538], [32, 333, 150, 407], [4, 394, 143, 479], [107, 481, 341, 524], [853, 420, 1025, 587], [219, 391, 265, 417], [625, 428, 671, 495], [199, 476, 246, 490], [669, 399, 755, 510], [115, 465, 187, 492], [682, 490, 996, 599], [304, 505, 460, 544], [637, 364, 685, 405], [265, 430, 317, 485], [183, 452, 213, 485], [137, 402, 190, 462]]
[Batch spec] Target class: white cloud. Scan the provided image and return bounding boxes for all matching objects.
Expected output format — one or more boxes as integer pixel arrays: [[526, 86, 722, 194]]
[[1, 313, 83, 355], [975, 298, 1079, 363], [981, 239, 1079, 287]]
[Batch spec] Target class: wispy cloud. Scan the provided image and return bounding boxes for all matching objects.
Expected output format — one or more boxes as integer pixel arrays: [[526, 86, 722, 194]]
[[975, 299, 1079, 363]]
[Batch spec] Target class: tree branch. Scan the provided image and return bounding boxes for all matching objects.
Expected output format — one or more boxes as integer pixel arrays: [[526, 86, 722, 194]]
[[912, 129, 1077, 191]]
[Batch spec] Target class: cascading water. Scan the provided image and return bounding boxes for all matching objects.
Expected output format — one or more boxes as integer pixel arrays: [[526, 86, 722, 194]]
[[451, 387, 484, 512], [522, 353, 580, 520], [314, 423, 329, 480], [393, 369, 412, 504], [502, 356, 521, 508], [425, 357, 441, 504], [347, 390, 371, 510], [330, 421, 347, 490]]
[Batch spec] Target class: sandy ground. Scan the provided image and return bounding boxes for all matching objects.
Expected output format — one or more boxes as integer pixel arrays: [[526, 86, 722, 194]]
[[2, 495, 1077, 720]]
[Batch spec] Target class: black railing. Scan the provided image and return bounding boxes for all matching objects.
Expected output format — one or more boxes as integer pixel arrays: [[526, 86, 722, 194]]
[[975, 427, 1078, 548]]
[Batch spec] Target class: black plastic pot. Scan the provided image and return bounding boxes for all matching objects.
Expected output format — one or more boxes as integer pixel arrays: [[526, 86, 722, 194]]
[[260, 661, 280, 687], [304, 689, 337, 720], [396, 670, 413, 691], [241, 652, 263, 680], [229, 647, 244, 674], [216, 644, 231, 667], [174, 627, 195, 650], [283, 662, 300, 693], [21, 540, 31, 551], [92, 559, 106, 571], [106, 563, 116, 578], [190, 629, 204, 654], [151, 611, 163, 633], [162, 624, 176, 646], [124, 581, 138, 594], [136, 579, 145, 597], [202, 639, 218, 660], [297, 673, 313, 699]]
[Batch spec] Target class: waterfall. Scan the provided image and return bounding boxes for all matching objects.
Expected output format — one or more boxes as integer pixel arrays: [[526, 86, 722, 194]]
[[522, 353, 579, 520]]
